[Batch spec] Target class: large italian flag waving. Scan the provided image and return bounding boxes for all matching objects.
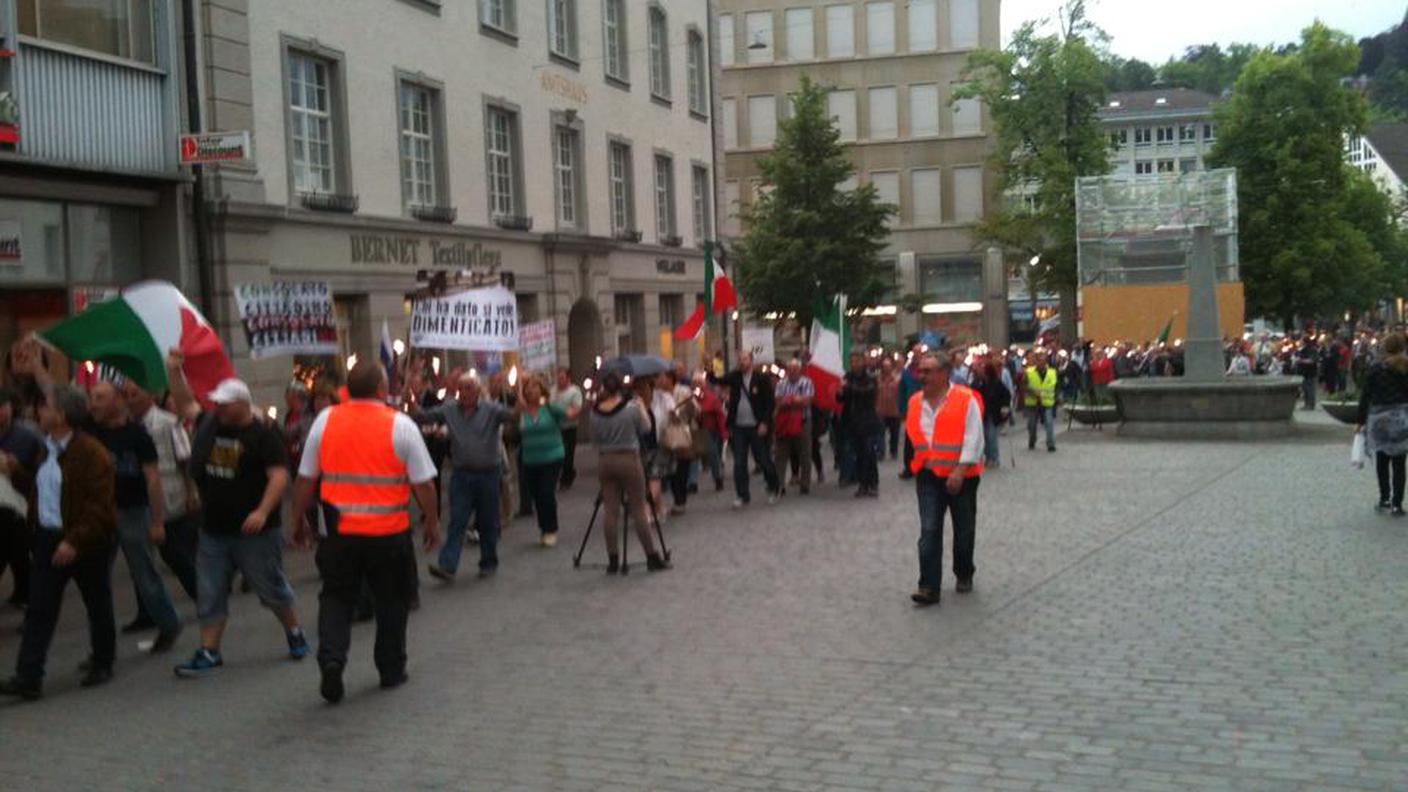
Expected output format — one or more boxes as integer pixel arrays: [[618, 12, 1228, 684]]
[[807, 294, 848, 413], [39, 281, 234, 402]]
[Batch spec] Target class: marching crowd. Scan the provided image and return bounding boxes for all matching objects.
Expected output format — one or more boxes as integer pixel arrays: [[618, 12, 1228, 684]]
[[8, 319, 1397, 704]]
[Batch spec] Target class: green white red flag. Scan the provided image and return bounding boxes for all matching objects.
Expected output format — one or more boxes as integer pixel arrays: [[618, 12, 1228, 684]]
[[806, 294, 848, 413], [704, 242, 736, 315], [39, 281, 234, 404]]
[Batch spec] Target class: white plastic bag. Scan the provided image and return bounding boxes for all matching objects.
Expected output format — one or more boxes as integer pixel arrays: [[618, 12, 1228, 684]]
[[1351, 432, 1367, 469]]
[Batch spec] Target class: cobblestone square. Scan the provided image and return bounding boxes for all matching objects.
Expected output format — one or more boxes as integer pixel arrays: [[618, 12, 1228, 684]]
[[3, 419, 1407, 790]]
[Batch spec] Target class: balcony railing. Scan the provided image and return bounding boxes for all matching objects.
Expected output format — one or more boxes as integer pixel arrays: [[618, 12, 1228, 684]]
[[13, 37, 177, 175]]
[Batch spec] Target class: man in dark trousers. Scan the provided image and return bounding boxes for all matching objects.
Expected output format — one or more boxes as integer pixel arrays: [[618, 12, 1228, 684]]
[[715, 351, 780, 508], [840, 351, 882, 498], [293, 361, 440, 703], [0, 386, 43, 608]]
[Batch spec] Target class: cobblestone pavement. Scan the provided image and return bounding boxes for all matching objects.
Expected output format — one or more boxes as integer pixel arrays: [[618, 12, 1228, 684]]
[[3, 417, 1408, 791]]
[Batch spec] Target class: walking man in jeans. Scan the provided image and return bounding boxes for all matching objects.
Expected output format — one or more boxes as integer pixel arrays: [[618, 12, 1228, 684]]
[[124, 381, 199, 609], [1024, 351, 1059, 453], [906, 354, 984, 606], [715, 351, 780, 508], [772, 359, 814, 495], [418, 373, 513, 580]]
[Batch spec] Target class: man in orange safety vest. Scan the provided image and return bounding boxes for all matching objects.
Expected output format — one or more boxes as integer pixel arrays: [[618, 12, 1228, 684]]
[[292, 361, 441, 704], [904, 353, 985, 606]]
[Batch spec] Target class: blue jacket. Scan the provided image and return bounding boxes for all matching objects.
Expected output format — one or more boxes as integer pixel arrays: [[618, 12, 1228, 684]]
[[897, 367, 922, 418]]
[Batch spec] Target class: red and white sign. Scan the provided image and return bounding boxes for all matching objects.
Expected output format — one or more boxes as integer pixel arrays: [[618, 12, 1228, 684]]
[[179, 131, 251, 165]]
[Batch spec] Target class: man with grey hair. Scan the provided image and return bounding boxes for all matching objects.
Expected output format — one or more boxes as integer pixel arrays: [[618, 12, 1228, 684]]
[[1, 383, 119, 700], [416, 372, 513, 580]]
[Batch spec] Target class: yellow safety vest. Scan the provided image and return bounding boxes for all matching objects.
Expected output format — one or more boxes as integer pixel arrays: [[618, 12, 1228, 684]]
[[1024, 367, 1057, 407]]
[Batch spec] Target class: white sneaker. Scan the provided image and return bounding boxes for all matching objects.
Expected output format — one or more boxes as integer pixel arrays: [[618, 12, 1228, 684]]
[[767, 492, 779, 505], [541, 533, 558, 548], [466, 529, 480, 545], [732, 498, 746, 509]]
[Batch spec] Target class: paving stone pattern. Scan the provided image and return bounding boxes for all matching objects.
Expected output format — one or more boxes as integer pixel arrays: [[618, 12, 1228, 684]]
[[2, 419, 1406, 790]]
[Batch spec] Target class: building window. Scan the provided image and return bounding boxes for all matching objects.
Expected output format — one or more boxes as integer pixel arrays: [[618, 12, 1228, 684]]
[[1203, 123, 1216, 141], [949, 0, 979, 50], [603, 0, 627, 81], [18, 0, 154, 63], [614, 293, 646, 354], [911, 168, 941, 226], [687, 29, 707, 115], [1179, 158, 1198, 174], [1179, 123, 1198, 142], [1156, 126, 1174, 144], [553, 124, 583, 227], [398, 81, 443, 209], [952, 166, 983, 223], [654, 154, 676, 239], [608, 141, 634, 234], [868, 87, 897, 140], [548, 0, 578, 60], [952, 93, 981, 136], [919, 258, 982, 302], [480, 0, 516, 35], [907, 0, 936, 51], [659, 294, 685, 330], [1134, 127, 1152, 146], [745, 11, 773, 64], [825, 4, 854, 58], [1109, 128, 1128, 148], [785, 8, 814, 61], [748, 95, 777, 148], [722, 99, 738, 149], [866, 2, 894, 55], [485, 105, 522, 219], [910, 84, 939, 137], [692, 165, 710, 244], [870, 171, 899, 225], [1135, 160, 1153, 175], [1156, 159, 1175, 174], [828, 89, 857, 141], [648, 6, 671, 100], [288, 52, 338, 194], [718, 14, 735, 67]]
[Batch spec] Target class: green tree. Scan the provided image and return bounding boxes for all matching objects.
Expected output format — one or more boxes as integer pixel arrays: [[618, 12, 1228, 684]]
[[1207, 22, 1388, 324], [735, 77, 894, 327], [1160, 43, 1259, 95], [956, 0, 1110, 341], [1106, 56, 1156, 91]]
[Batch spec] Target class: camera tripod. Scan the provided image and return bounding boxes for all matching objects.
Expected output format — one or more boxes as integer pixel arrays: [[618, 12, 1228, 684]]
[[572, 489, 672, 574]]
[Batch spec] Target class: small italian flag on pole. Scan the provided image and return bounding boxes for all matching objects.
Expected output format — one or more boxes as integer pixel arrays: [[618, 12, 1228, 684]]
[[675, 241, 737, 340], [806, 294, 848, 413], [38, 280, 235, 404]]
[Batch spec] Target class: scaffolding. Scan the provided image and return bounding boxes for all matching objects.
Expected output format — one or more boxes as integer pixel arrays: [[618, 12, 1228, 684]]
[[1075, 168, 1239, 287]]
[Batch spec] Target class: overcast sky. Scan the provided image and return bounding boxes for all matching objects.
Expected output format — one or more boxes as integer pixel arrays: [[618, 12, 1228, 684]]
[[1001, 0, 1407, 63]]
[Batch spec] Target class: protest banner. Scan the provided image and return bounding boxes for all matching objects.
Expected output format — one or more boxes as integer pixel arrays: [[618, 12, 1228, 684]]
[[518, 320, 557, 373], [741, 325, 776, 364], [410, 286, 519, 352], [234, 281, 338, 359]]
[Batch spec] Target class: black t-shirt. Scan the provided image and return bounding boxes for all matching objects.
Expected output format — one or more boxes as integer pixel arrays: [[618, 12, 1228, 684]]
[[91, 421, 158, 510], [190, 416, 288, 535]]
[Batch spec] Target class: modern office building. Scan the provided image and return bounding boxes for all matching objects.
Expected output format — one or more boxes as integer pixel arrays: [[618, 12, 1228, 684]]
[[1100, 88, 1219, 178], [193, 0, 718, 403], [0, 0, 192, 374], [717, 0, 1003, 347]]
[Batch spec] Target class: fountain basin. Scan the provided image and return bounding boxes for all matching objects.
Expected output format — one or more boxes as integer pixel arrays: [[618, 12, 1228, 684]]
[[1109, 376, 1301, 440]]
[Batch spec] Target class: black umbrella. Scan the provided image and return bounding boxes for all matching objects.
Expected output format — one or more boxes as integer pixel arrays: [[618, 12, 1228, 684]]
[[600, 355, 673, 377]]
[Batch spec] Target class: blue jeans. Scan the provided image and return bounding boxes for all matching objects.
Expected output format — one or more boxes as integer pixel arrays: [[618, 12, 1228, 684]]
[[731, 426, 779, 503], [1027, 405, 1056, 449], [440, 468, 501, 573], [116, 506, 180, 633], [983, 414, 1001, 467], [916, 470, 979, 592]]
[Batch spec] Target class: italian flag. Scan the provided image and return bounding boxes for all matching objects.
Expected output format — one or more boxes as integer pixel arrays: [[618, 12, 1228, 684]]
[[39, 281, 234, 403], [704, 241, 736, 315], [807, 294, 848, 413]]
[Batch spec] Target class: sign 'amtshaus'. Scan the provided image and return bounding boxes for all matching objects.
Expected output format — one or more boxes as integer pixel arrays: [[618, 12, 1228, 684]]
[[38, 281, 235, 404]]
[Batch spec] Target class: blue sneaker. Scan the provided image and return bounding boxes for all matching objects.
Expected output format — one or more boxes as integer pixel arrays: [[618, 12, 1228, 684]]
[[174, 648, 223, 678], [287, 628, 310, 661]]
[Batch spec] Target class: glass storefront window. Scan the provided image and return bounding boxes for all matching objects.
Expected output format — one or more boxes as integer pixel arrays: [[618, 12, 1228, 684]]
[[17, 0, 156, 65], [918, 258, 982, 303], [0, 199, 65, 285], [66, 205, 143, 285]]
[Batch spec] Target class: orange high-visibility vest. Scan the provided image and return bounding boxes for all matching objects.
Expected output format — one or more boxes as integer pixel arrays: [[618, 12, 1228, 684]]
[[318, 401, 411, 536], [905, 386, 983, 478]]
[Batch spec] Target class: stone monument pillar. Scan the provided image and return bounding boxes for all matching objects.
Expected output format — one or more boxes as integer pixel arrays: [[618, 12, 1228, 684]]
[[981, 246, 1009, 349], [1183, 224, 1223, 382]]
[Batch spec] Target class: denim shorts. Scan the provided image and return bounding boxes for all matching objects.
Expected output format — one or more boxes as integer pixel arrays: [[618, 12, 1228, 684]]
[[196, 527, 296, 623]]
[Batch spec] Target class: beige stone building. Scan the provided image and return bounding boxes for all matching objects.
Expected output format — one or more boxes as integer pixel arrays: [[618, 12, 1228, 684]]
[[717, 0, 1004, 348]]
